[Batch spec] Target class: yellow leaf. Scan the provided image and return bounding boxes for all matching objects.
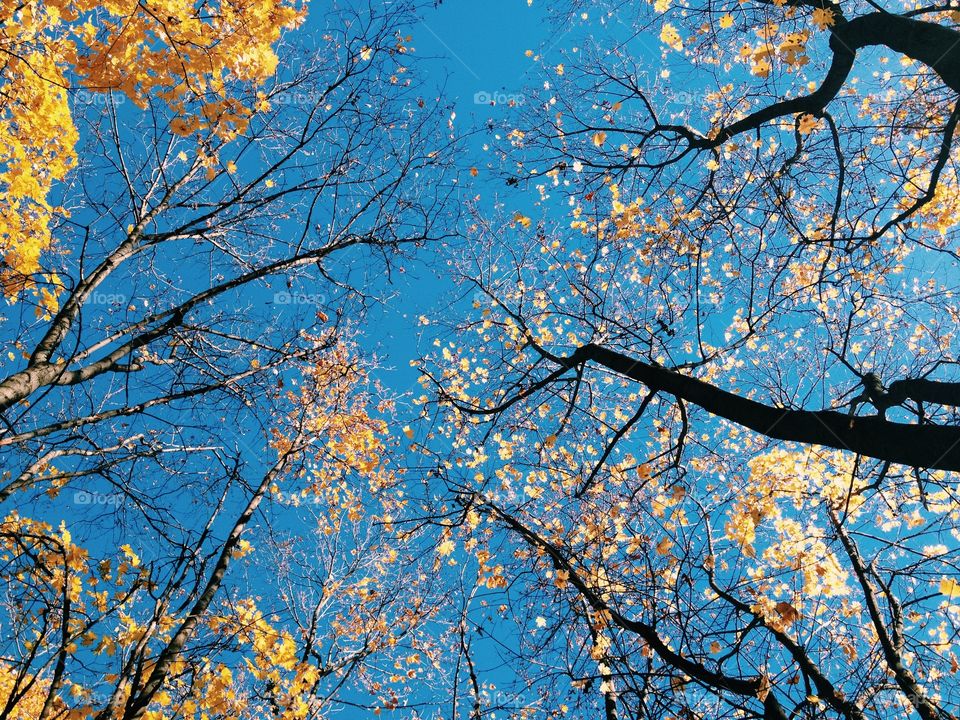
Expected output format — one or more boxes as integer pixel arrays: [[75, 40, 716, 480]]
[[797, 113, 819, 135], [592, 131, 607, 147], [659, 23, 683, 52], [513, 212, 532, 228], [121, 544, 140, 567], [774, 601, 801, 626], [811, 8, 836, 29], [940, 578, 960, 597]]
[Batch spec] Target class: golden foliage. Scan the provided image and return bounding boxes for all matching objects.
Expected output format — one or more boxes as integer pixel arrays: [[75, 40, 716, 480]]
[[0, 0, 304, 295]]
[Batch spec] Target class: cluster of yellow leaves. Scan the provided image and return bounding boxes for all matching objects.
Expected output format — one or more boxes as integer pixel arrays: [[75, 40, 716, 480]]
[[571, 182, 701, 260], [724, 448, 860, 609], [905, 166, 960, 239], [0, 661, 53, 718], [472, 546, 508, 589], [0, 511, 410, 719], [0, 0, 305, 296], [738, 24, 810, 78], [271, 339, 404, 533], [750, 596, 803, 634], [0, 512, 99, 606], [209, 599, 302, 682], [0, 46, 77, 296], [0, 513, 160, 718], [0, 334, 435, 719], [444, 400, 692, 598], [147, 663, 246, 720]]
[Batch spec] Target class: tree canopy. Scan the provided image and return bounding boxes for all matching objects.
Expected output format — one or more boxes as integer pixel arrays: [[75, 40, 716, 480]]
[[2, 1, 960, 719]]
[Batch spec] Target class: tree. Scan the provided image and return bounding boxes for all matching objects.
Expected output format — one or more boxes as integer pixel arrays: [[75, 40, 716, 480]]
[[0, 2, 456, 718], [425, 2, 960, 719]]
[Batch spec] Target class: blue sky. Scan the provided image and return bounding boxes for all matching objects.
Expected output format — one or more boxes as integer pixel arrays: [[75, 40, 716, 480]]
[[416, 0, 547, 98], [356, 1, 554, 399]]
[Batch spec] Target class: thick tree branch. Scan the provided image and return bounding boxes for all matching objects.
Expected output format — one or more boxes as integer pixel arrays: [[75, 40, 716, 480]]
[[556, 343, 960, 472], [840, 13, 960, 93], [697, 12, 960, 151], [696, 38, 854, 148]]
